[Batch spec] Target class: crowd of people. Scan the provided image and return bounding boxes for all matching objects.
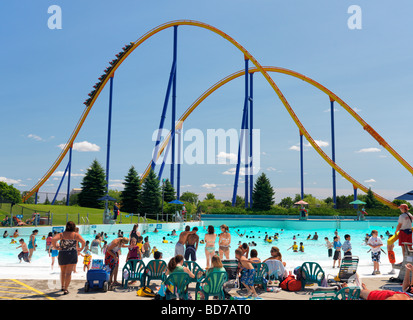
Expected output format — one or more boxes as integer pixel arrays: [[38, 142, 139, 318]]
[[3, 203, 412, 299]]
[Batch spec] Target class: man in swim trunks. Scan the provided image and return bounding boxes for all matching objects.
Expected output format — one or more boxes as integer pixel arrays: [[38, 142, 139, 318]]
[[175, 226, 196, 257], [184, 227, 199, 261], [235, 248, 257, 298], [395, 204, 413, 257]]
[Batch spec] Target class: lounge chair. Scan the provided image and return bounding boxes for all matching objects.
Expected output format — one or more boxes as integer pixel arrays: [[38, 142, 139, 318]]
[[264, 259, 287, 282], [143, 259, 167, 286], [300, 262, 326, 290], [195, 270, 228, 300], [309, 286, 361, 300], [121, 259, 145, 288], [252, 262, 269, 291], [164, 272, 191, 300], [222, 259, 239, 288], [327, 256, 359, 285], [183, 260, 206, 284]]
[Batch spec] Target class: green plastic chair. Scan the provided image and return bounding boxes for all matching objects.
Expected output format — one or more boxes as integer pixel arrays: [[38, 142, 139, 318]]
[[164, 271, 191, 300], [195, 270, 228, 300], [310, 286, 361, 300], [122, 259, 145, 288], [143, 259, 167, 286], [300, 262, 325, 289], [183, 261, 206, 284], [252, 262, 269, 291]]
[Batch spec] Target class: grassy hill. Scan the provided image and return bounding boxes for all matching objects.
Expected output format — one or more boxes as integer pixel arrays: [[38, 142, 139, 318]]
[[1, 203, 156, 226]]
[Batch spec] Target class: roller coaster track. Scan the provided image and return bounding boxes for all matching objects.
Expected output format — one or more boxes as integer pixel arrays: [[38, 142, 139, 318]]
[[22, 20, 412, 209]]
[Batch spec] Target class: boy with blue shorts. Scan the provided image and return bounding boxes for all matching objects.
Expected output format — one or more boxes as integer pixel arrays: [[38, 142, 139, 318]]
[[235, 248, 257, 298]]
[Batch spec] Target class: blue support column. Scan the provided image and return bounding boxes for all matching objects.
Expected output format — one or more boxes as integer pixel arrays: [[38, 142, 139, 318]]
[[232, 57, 249, 207], [66, 146, 72, 206], [330, 98, 337, 209], [249, 72, 254, 208], [35, 191, 38, 205], [105, 75, 114, 212], [52, 161, 69, 205], [171, 26, 178, 188], [152, 61, 176, 170], [177, 128, 182, 200], [300, 131, 304, 200], [353, 186, 358, 209]]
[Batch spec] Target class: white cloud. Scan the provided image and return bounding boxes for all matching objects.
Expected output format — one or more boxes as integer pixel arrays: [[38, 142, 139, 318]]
[[58, 141, 101, 152], [202, 183, 217, 189], [289, 140, 329, 151], [28, 134, 44, 141], [0, 177, 22, 184], [52, 171, 85, 177], [216, 152, 237, 163], [267, 167, 277, 172], [364, 179, 376, 183], [222, 167, 247, 175], [356, 148, 381, 153]]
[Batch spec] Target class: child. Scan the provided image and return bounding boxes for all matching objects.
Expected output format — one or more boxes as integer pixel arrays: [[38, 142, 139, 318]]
[[249, 249, 261, 263], [342, 234, 352, 258], [325, 237, 333, 257], [136, 236, 145, 257], [333, 236, 342, 268], [16, 239, 30, 263], [235, 248, 258, 298], [162, 237, 168, 243], [48, 243, 59, 270], [46, 232, 53, 252], [83, 240, 90, 253], [299, 242, 304, 252], [288, 241, 298, 252], [367, 230, 383, 275], [126, 237, 141, 261], [81, 250, 92, 272]]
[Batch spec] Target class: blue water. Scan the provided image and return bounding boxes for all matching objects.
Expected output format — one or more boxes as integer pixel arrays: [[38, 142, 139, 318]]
[[1, 223, 397, 270]]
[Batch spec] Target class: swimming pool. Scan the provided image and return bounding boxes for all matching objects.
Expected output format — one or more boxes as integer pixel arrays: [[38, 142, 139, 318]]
[[0, 220, 402, 280]]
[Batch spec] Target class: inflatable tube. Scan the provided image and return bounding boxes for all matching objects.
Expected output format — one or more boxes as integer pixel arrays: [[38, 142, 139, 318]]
[[387, 233, 399, 246], [387, 228, 413, 245]]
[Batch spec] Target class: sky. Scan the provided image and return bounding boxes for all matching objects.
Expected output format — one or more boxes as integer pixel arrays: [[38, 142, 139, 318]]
[[1, 0, 413, 204]]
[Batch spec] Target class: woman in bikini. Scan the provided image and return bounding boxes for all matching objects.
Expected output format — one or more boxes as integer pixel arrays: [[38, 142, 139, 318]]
[[51, 221, 86, 295], [204, 225, 217, 269], [218, 225, 231, 260]]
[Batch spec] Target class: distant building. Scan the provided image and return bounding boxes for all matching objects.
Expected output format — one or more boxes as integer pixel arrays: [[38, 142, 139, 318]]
[[70, 188, 82, 196]]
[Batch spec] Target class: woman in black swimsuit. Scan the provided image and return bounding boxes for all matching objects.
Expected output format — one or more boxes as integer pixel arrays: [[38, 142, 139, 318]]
[[52, 221, 86, 295]]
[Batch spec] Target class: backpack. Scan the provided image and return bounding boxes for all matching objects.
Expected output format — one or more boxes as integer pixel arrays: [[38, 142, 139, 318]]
[[137, 286, 156, 297], [280, 275, 301, 292]]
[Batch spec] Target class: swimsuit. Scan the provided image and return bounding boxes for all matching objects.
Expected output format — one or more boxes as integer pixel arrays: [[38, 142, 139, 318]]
[[184, 244, 197, 261], [240, 267, 255, 286], [58, 233, 78, 265], [367, 290, 410, 300], [18, 251, 29, 262], [175, 242, 185, 256], [104, 242, 120, 272], [28, 236, 36, 249]]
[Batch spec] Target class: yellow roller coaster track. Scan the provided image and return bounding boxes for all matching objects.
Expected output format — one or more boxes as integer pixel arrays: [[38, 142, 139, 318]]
[[23, 20, 412, 209]]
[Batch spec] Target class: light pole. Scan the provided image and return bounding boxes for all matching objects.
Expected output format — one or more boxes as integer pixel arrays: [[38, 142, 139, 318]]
[[161, 178, 165, 221]]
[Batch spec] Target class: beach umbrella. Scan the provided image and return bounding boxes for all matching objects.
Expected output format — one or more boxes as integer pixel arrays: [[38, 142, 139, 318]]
[[394, 190, 413, 201], [169, 199, 185, 205], [98, 195, 117, 201], [294, 200, 308, 205], [349, 200, 366, 205]]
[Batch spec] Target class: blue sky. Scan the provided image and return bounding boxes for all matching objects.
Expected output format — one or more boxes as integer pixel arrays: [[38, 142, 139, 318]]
[[1, 0, 413, 203]]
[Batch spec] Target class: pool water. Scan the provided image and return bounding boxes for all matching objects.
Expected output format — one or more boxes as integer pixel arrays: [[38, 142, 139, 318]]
[[0, 223, 401, 280]]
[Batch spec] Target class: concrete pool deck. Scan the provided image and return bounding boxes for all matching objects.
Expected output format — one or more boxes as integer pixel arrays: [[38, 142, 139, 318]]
[[0, 275, 402, 301]]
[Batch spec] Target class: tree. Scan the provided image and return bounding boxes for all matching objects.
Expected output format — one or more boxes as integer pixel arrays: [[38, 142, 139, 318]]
[[162, 179, 176, 203], [365, 188, 382, 209], [0, 182, 21, 204], [120, 166, 142, 214], [252, 173, 275, 211], [139, 169, 161, 217], [279, 196, 293, 208], [205, 193, 215, 200], [78, 159, 106, 208], [180, 191, 199, 205]]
